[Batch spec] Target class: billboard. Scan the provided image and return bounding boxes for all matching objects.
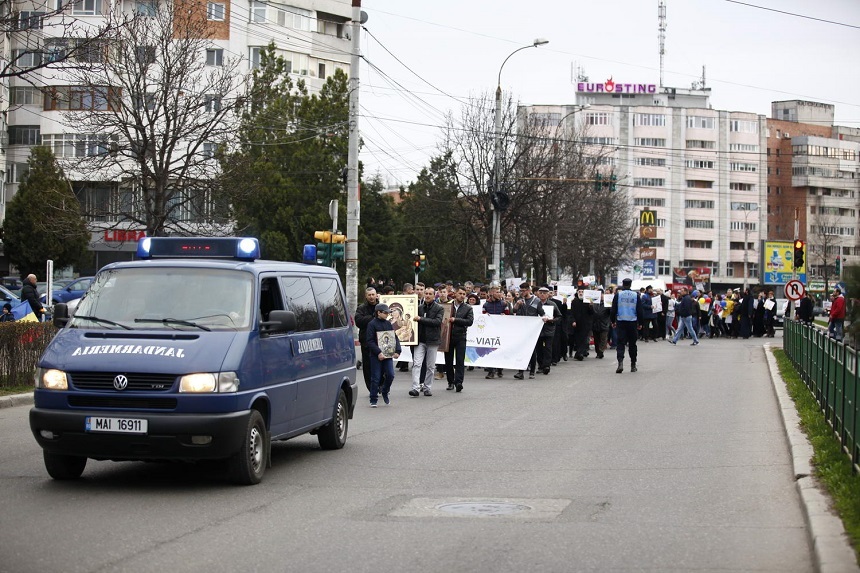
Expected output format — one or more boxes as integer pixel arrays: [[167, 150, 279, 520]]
[[762, 240, 807, 285]]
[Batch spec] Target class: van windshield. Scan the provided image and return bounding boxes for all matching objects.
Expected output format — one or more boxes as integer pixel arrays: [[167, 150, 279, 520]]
[[70, 267, 254, 331]]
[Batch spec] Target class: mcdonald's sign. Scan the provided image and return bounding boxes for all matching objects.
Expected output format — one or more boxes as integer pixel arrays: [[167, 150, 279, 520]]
[[639, 209, 656, 226]]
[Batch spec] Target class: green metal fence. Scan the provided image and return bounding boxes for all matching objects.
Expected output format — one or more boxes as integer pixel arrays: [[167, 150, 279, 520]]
[[784, 319, 860, 474]]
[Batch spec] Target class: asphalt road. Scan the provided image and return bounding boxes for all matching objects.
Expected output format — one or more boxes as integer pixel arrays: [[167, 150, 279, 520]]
[[0, 333, 813, 573]]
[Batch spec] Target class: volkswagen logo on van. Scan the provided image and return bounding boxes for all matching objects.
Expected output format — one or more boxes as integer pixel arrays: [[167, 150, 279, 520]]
[[113, 375, 129, 391]]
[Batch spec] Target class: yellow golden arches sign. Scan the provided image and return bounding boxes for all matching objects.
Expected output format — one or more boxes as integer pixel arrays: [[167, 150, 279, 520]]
[[639, 209, 656, 226]]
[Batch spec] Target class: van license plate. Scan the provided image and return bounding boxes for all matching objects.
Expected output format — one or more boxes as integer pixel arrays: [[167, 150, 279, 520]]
[[85, 417, 148, 434]]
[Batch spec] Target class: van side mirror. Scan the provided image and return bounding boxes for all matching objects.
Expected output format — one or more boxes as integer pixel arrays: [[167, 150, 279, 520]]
[[260, 310, 297, 334], [53, 303, 70, 328]]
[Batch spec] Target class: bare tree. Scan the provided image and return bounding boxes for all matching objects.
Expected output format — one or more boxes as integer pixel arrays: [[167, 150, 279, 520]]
[[0, 0, 123, 85], [810, 208, 845, 293], [52, 1, 245, 236]]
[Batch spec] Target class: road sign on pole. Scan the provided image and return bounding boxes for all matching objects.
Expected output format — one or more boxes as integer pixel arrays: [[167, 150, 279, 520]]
[[785, 279, 805, 301]]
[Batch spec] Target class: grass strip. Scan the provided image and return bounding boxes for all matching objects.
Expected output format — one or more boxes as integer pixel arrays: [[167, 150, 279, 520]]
[[773, 348, 860, 564], [0, 383, 33, 397]]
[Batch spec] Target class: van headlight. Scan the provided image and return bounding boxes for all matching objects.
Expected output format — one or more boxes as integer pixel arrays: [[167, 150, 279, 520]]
[[37, 369, 68, 390], [179, 372, 239, 393]]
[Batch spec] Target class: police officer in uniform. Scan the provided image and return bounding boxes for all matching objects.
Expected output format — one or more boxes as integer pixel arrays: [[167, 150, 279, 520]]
[[610, 278, 644, 374]]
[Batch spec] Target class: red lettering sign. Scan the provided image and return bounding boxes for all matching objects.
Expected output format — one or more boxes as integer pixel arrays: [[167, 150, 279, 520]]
[[103, 230, 147, 242]]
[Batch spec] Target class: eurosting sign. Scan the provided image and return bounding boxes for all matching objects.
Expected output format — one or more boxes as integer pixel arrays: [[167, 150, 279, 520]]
[[577, 77, 657, 94]]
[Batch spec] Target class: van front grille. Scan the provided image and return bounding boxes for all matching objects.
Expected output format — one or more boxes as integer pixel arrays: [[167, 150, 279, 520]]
[[68, 396, 177, 410], [70, 372, 177, 392]]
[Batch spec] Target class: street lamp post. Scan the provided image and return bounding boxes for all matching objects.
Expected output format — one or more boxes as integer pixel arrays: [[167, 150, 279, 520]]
[[492, 38, 548, 282], [740, 204, 759, 289]]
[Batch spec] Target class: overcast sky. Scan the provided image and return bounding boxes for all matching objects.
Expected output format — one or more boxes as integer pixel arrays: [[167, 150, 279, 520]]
[[355, 0, 860, 186]]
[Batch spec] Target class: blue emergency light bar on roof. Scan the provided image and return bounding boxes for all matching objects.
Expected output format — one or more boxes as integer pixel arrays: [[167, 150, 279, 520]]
[[136, 237, 261, 261]]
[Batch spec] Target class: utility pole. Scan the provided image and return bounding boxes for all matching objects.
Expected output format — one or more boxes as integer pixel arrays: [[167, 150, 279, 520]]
[[345, 1, 365, 317]]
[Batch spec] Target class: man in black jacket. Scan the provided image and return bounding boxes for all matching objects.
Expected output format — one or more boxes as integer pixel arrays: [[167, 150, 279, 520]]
[[514, 283, 544, 379], [410, 287, 444, 396], [444, 287, 474, 392], [21, 274, 45, 322], [536, 286, 561, 374], [354, 287, 379, 391]]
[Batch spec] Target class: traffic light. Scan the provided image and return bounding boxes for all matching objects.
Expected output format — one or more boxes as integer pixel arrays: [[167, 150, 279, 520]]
[[793, 239, 805, 270], [609, 174, 617, 191], [330, 233, 345, 261], [419, 253, 426, 271], [314, 230, 332, 265], [835, 256, 841, 275], [413, 252, 421, 272], [593, 173, 602, 192]]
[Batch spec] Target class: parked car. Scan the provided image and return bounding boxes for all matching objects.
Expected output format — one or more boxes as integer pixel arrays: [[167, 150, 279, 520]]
[[0, 284, 20, 304], [41, 276, 93, 305], [813, 305, 827, 317]]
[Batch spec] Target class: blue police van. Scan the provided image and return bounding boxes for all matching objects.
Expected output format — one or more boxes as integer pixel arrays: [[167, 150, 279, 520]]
[[29, 237, 357, 485]]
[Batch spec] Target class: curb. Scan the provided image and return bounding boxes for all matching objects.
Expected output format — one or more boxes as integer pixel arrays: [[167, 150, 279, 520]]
[[764, 344, 859, 573], [0, 391, 33, 409]]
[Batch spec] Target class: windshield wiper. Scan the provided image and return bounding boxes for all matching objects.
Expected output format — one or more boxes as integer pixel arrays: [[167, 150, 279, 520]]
[[74, 315, 133, 330], [134, 318, 211, 331]]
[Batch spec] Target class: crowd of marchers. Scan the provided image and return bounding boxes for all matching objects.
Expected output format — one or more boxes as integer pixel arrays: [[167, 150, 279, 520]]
[[352, 278, 848, 408]]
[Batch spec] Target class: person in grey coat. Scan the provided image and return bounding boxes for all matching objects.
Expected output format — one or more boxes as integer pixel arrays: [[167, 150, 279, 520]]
[[410, 287, 444, 397]]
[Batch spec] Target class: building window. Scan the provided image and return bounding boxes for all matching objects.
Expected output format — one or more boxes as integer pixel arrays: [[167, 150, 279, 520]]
[[17, 11, 45, 29], [42, 133, 115, 158], [730, 182, 755, 192], [10, 87, 41, 106], [202, 142, 217, 159], [318, 62, 326, 78], [685, 200, 714, 209], [136, 45, 156, 65], [203, 95, 222, 113], [9, 126, 41, 145], [632, 178, 665, 187], [44, 86, 116, 111], [686, 140, 715, 149], [43, 38, 69, 63], [729, 221, 756, 231], [658, 259, 670, 275], [685, 220, 714, 229], [250, 1, 267, 22], [5, 162, 29, 184], [730, 242, 755, 250], [686, 116, 715, 129], [136, 0, 157, 16], [748, 263, 759, 278], [684, 160, 714, 169], [583, 137, 616, 145], [633, 198, 665, 207], [11, 49, 42, 68], [528, 113, 561, 127], [729, 143, 759, 152], [686, 180, 713, 189], [729, 119, 758, 133], [206, 48, 224, 66], [72, 0, 104, 16], [207, 2, 225, 21], [730, 202, 757, 211], [585, 112, 611, 125], [725, 263, 734, 277], [276, 6, 312, 31], [729, 162, 757, 172], [133, 93, 157, 111], [685, 240, 713, 249], [634, 113, 666, 127], [634, 157, 666, 167], [281, 51, 310, 75], [249, 47, 262, 69], [634, 138, 666, 147]]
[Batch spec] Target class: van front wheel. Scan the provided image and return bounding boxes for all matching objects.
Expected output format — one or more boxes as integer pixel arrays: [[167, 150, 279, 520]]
[[44, 451, 87, 480], [228, 410, 267, 485], [318, 390, 348, 450]]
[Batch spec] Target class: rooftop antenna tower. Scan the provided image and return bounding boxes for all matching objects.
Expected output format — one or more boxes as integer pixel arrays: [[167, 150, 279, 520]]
[[658, 0, 667, 88]]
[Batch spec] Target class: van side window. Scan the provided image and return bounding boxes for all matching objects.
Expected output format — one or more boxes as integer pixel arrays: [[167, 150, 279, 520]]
[[312, 277, 348, 329], [259, 277, 284, 321], [281, 276, 320, 332]]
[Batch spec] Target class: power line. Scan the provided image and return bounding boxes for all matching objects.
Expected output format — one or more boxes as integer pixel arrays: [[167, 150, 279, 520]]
[[723, 0, 860, 30]]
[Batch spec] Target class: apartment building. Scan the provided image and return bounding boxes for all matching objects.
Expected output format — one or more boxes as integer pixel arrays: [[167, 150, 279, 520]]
[[1, 0, 351, 272], [766, 100, 860, 292], [522, 80, 767, 289]]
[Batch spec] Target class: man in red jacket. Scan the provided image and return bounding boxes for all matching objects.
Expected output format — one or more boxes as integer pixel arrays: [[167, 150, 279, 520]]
[[828, 288, 846, 342]]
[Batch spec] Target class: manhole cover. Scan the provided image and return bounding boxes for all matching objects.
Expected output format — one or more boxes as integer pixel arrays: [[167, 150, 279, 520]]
[[435, 502, 531, 517]]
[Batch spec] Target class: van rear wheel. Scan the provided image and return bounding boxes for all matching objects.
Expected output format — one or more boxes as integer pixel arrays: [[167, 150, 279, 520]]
[[44, 451, 87, 480], [228, 410, 267, 485], [318, 390, 348, 450]]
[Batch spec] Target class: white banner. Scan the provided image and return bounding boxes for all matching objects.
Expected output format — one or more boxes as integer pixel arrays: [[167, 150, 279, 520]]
[[397, 315, 544, 370]]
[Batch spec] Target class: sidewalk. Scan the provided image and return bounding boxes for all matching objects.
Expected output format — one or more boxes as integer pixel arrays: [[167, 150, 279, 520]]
[[0, 391, 33, 409]]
